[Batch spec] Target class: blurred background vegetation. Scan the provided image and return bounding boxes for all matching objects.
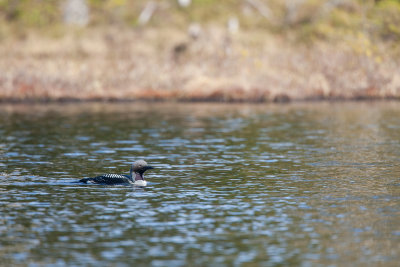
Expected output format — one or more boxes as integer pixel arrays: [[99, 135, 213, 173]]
[[1, 0, 400, 101], [1, 0, 400, 44]]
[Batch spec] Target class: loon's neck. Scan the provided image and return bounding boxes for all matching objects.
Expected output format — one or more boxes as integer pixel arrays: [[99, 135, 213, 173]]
[[130, 166, 145, 181], [134, 172, 145, 181]]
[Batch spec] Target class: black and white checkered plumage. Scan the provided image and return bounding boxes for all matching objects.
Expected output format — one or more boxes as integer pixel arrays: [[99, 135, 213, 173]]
[[79, 160, 154, 185], [80, 173, 131, 185]]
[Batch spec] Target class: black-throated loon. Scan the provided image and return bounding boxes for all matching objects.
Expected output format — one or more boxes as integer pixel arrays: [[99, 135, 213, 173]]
[[79, 160, 154, 186]]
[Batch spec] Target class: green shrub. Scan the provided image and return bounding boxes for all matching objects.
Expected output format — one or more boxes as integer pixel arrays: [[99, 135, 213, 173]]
[[373, 0, 400, 40]]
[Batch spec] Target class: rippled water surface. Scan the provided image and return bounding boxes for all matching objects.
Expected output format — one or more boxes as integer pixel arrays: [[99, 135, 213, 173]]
[[0, 102, 399, 266]]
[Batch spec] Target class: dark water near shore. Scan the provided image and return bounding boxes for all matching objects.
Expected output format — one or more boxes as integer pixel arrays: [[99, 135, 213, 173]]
[[0, 102, 399, 266]]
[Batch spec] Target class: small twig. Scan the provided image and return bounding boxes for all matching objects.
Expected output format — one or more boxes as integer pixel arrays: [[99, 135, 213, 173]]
[[245, 0, 273, 22], [138, 1, 157, 25]]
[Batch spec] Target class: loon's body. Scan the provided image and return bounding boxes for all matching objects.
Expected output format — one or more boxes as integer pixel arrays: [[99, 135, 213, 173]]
[[79, 160, 153, 186], [80, 174, 132, 185]]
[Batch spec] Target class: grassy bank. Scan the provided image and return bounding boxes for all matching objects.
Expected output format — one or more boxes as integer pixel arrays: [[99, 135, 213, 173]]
[[0, 0, 400, 102]]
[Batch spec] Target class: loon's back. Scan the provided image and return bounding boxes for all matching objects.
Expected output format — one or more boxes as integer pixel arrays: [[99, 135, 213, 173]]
[[80, 174, 132, 185]]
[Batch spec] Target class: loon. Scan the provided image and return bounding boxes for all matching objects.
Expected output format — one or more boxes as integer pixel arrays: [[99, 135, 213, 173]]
[[79, 160, 154, 186]]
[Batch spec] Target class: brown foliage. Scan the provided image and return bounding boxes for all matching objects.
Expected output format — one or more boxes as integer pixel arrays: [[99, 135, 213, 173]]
[[0, 27, 399, 102]]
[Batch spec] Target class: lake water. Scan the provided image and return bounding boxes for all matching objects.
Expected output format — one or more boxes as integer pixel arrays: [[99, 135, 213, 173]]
[[0, 102, 399, 266]]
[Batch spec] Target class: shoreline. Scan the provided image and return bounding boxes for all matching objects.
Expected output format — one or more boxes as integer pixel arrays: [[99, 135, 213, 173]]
[[2, 99, 399, 120], [1, 27, 399, 102], [0, 96, 399, 104]]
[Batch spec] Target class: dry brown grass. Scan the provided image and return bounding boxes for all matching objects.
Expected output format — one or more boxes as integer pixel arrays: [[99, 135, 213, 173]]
[[0, 26, 399, 102]]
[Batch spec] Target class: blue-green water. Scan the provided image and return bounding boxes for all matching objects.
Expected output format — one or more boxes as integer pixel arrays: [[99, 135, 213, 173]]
[[0, 102, 399, 266]]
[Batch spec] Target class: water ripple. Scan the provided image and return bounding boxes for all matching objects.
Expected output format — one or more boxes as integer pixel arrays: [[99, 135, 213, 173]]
[[0, 102, 399, 266]]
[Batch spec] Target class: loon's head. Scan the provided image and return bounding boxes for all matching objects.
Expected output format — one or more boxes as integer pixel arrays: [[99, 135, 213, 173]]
[[130, 160, 154, 185], [132, 160, 154, 174]]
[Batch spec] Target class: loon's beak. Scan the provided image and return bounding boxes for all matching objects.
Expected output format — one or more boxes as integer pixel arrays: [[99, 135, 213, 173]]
[[145, 166, 154, 171]]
